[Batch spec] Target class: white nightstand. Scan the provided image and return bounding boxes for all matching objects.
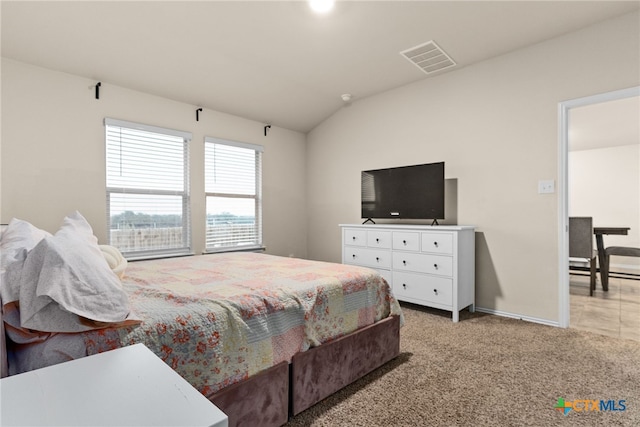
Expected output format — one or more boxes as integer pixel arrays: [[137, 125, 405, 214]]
[[0, 343, 228, 427]]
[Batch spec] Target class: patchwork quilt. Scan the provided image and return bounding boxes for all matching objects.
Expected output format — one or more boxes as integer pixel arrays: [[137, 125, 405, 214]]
[[81, 252, 402, 397]]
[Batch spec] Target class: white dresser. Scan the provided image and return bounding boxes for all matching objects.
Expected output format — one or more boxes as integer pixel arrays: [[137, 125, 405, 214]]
[[340, 224, 475, 322]]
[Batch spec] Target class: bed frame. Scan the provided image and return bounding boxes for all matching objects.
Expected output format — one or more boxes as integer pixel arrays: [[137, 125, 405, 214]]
[[1, 302, 400, 427], [211, 315, 400, 427]]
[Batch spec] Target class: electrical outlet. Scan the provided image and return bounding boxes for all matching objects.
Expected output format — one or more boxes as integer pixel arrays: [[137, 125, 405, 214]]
[[538, 180, 555, 194]]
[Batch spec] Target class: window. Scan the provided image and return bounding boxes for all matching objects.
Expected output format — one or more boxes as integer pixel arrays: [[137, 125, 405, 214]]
[[205, 137, 263, 252], [105, 118, 191, 259]]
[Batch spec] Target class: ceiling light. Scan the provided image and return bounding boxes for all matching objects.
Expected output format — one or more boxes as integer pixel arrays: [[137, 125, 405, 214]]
[[309, 0, 334, 14]]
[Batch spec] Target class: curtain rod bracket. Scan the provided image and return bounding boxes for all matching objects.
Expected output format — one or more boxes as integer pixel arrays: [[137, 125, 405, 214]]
[[264, 124, 271, 136], [196, 108, 203, 122], [95, 82, 101, 100]]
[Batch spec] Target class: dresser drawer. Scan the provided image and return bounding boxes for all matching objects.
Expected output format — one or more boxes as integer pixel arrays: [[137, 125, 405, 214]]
[[367, 230, 391, 249], [421, 232, 454, 255], [344, 247, 391, 269], [392, 231, 420, 251], [393, 271, 452, 307], [344, 228, 367, 247], [392, 252, 453, 277]]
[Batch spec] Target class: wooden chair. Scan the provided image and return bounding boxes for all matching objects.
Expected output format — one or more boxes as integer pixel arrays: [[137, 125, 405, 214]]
[[602, 246, 640, 285], [569, 217, 597, 296]]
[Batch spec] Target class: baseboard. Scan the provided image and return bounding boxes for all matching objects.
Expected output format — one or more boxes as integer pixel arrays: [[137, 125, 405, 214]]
[[474, 307, 560, 328]]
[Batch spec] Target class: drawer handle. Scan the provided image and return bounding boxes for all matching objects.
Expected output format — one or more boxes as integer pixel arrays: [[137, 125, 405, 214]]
[[352, 254, 356, 259], [352, 236, 356, 241], [434, 241, 438, 247], [433, 264, 438, 269], [402, 283, 407, 289], [433, 289, 438, 295], [403, 260, 407, 266], [376, 257, 379, 262], [376, 238, 380, 243], [403, 240, 407, 245]]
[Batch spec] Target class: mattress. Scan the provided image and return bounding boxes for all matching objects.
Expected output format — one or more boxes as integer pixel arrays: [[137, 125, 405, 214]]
[[8, 252, 402, 397]]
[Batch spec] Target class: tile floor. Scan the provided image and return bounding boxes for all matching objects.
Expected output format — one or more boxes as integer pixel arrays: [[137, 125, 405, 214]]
[[570, 271, 640, 341]]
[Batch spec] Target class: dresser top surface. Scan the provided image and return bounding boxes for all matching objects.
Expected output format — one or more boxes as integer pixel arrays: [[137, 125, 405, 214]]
[[340, 224, 475, 231]]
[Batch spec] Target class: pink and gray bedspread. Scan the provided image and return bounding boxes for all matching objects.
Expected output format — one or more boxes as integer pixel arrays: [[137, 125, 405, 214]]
[[10, 252, 402, 397]]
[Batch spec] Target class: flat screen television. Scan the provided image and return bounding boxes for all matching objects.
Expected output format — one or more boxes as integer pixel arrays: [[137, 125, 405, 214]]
[[361, 162, 444, 222]]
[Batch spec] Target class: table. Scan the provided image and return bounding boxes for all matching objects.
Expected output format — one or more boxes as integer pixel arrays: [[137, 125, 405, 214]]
[[594, 226, 630, 291], [0, 344, 228, 427]]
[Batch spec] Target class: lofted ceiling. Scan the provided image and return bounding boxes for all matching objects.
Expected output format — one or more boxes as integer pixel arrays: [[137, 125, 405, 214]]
[[1, 1, 639, 133]]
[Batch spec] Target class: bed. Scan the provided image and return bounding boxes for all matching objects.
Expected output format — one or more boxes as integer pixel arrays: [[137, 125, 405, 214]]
[[0, 213, 402, 426]]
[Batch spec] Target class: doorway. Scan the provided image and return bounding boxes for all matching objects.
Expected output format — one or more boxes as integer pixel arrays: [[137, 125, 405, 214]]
[[558, 86, 640, 332]]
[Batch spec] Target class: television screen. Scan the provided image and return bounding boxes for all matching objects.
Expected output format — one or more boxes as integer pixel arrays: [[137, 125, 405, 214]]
[[361, 162, 444, 220]]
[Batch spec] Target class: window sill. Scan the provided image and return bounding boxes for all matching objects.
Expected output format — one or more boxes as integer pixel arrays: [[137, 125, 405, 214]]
[[203, 246, 266, 255], [125, 251, 195, 262]]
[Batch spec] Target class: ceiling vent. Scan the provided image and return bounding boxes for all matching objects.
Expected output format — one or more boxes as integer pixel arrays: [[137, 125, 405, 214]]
[[400, 40, 456, 75]]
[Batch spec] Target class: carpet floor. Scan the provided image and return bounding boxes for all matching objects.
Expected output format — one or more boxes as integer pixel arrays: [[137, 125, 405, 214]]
[[286, 303, 640, 426]]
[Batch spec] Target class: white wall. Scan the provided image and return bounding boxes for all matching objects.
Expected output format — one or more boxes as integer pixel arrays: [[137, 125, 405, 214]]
[[0, 59, 308, 259], [306, 11, 640, 323], [570, 144, 640, 268]]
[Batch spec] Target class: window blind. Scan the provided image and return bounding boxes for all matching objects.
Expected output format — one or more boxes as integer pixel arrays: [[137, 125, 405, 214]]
[[105, 118, 191, 259], [204, 137, 263, 252]]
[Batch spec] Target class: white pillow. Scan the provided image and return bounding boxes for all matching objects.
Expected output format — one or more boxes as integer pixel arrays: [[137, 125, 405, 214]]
[[5, 211, 136, 333], [0, 218, 51, 274]]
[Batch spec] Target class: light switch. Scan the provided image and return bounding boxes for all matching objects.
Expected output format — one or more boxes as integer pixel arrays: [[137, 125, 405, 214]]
[[538, 180, 555, 194]]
